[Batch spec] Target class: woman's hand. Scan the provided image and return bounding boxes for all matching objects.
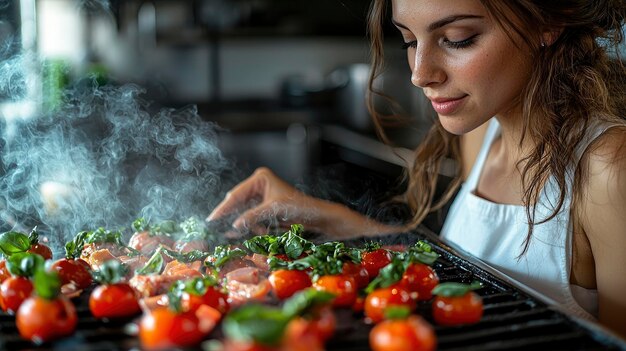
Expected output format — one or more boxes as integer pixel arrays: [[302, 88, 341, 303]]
[[207, 168, 405, 238]]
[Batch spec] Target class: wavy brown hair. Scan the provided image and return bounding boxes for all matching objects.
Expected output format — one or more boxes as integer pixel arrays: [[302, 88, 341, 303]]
[[367, 0, 626, 255]]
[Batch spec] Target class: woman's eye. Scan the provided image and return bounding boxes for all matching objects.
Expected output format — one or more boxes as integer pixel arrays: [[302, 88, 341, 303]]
[[401, 40, 417, 50], [443, 34, 479, 49]]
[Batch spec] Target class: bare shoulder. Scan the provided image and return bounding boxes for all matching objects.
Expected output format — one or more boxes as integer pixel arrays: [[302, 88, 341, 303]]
[[583, 125, 626, 193], [578, 124, 626, 337], [579, 125, 626, 223]]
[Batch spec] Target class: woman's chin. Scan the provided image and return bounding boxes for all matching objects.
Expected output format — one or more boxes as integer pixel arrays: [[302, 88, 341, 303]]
[[439, 115, 490, 136]]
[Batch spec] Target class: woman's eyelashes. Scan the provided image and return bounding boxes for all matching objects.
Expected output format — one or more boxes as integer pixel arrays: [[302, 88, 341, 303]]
[[401, 34, 480, 50], [401, 40, 417, 49], [443, 34, 479, 49]]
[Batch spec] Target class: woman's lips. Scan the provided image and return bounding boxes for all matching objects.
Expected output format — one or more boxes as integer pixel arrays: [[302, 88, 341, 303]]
[[429, 95, 468, 115]]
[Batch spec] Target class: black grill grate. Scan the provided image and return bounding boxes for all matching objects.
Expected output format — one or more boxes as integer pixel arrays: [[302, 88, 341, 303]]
[[1, 227, 626, 351]]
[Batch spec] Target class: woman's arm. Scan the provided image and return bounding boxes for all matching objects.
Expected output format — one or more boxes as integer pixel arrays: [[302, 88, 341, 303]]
[[579, 127, 626, 339], [208, 167, 407, 239]]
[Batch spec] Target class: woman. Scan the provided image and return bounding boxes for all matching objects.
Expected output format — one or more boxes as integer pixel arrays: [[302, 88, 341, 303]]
[[208, 0, 626, 338]]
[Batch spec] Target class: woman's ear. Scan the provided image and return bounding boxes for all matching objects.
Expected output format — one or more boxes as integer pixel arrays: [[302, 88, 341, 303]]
[[541, 28, 563, 47]]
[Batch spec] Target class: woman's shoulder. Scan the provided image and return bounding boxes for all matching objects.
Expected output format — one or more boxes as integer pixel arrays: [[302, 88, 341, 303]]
[[578, 123, 626, 217], [583, 124, 626, 178]]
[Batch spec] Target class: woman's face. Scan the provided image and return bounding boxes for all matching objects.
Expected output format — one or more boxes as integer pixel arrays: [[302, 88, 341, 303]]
[[392, 0, 533, 135]]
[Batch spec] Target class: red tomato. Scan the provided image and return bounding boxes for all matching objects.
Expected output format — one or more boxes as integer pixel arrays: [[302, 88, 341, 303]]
[[16, 295, 77, 342], [182, 286, 229, 314], [27, 243, 53, 260], [364, 285, 415, 323], [361, 249, 392, 279], [139, 307, 209, 350], [369, 315, 436, 351], [432, 291, 483, 326], [400, 263, 439, 301], [0, 276, 34, 314], [218, 340, 279, 351], [89, 283, 141, 318], [342, 262, 370, 289], [0, 260, 12, 283], [269, 269, 312, 300], [313, 275, 356, 308], [50, 258, 93, 290], [303, 306, 336, 343], [352, 295, 365, 313]]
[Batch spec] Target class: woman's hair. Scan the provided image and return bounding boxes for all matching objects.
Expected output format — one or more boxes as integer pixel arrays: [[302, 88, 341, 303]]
[[367, 0, 626, 255]]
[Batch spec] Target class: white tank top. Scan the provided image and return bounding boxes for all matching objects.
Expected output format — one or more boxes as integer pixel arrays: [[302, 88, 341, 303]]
[[440, 118, 613, 321]]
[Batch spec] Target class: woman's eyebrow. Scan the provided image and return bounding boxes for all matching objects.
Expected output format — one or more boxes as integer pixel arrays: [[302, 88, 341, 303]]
[[392, 14, 484, 32]]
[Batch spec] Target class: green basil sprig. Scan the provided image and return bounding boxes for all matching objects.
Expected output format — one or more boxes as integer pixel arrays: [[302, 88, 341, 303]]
[[431, 281, 483, 297], [92, 259, 128, 284], [33, 269, 62, 300], [223, 288, 334, 346], [135, 246, 165, 275], [6, 252, 45, 277], [0, 231, 31, 257]]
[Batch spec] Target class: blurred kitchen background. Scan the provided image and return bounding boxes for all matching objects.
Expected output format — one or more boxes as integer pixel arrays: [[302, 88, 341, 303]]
[[1, 0, 446, 226]]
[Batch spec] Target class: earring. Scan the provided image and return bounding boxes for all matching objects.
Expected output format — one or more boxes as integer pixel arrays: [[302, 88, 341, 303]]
[[540, 42, 546, 48]]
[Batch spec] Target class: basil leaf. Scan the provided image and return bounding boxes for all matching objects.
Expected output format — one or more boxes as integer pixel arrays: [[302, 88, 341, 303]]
[[0, 231, 31, 257], [85, 227, 125, 246], [282, 288, 335, 318], [132, 218, 149, 232], [243, 235, 278, 255], [7, 252, 45, 277], [153, 220, 178, 235], [223, 304, 291, 346], [66, 231, 89, 259], [365, 256, 408, 294], [33, 269, 61, 300], [28, 227, 40, 245], [208, 246, 247, 269], [407, 240, 440, 265], [136, 246, 164, 275], [384, 306, 411, 320], [93, 260, 128, 284], [162, 248, 209, 263], [431, 281, 483, 297]]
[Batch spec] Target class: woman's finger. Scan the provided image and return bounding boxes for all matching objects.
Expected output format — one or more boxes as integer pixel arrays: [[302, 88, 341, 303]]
[[207, 172, 267, 221]]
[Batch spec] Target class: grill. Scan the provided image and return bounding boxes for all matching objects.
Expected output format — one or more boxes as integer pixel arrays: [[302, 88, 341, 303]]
[[1, 226, 625, 351]]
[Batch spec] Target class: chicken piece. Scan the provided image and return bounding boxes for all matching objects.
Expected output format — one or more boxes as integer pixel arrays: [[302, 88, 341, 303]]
[[162, 260, 203, 279], [128, 231, 175, 256], [130, 274, 182, 297], [175, 239, 209, 253], [225, 267, 271, 306], [87, 248, 120, 271], [81, 242, 129, 261]]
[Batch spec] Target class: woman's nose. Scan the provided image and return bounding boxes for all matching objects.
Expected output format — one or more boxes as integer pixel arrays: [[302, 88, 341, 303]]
[[410, 49, 445, 88]]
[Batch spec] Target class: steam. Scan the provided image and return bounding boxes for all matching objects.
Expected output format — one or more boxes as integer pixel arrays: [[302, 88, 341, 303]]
[[0, 55, 234, 252]]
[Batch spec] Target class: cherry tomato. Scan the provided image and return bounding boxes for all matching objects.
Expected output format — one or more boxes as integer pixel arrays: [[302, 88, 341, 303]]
[[432, 291, 483, 326], [269, 269, 312, 300], [361, 249, 392, 279], [364, 285, 415, 323], [370, 315, 436, 351], [313, 275, 356, 308], [218, 340, 279, 351], [139, 307, 209, 350], [342, 262, 370, 289], [352, 295, 365, 313], [27, 243, 53, 261], [0, 276, 34, 314], [16, 295, 77, 342], [0, 260, 11, 283], [400, 263, 439, 301], [89, 283, 140, 318], [50, 258, 93, 290], [182, 286, 230, 314]]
